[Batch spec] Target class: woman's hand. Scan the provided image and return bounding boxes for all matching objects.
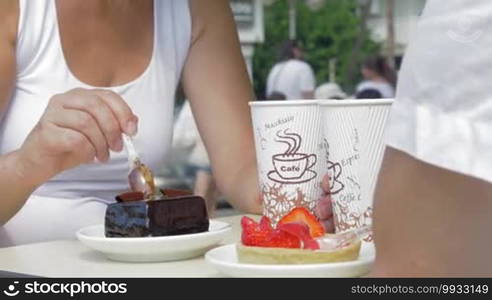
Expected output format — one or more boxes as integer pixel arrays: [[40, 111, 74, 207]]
[[18, 88, 138, 186], [316, 174, 335, 233]]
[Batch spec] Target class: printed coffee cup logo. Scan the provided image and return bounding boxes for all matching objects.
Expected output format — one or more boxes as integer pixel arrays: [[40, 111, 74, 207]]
[[268, 129, 317, 184], [447, 11, 484, 44], [323, 139, 344, 195], [327, 161, 344, 194]]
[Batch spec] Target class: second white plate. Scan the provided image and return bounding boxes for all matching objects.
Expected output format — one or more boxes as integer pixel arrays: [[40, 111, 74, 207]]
[[205, 243, 375, 278]]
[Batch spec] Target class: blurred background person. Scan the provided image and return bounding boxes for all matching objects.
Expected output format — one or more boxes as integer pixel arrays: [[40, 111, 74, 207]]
[[315, 82, 347, 100], [355, 88, 383, 99], [173, 101, 218, 217], [266, 92, 287, 101], [356, 56, 397, 99], [266, 40, 316, 100]]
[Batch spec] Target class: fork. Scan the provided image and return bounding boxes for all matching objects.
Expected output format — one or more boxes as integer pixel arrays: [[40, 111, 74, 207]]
[[316, 225, 372, 250]]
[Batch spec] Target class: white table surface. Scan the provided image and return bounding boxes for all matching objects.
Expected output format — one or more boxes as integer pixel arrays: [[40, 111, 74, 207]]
[[0, 215, 245, 278]]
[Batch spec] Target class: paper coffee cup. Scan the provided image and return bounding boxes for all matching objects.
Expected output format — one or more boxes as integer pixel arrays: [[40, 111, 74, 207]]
[[250, 100, 325, 224], [319, 99, 393, 240]]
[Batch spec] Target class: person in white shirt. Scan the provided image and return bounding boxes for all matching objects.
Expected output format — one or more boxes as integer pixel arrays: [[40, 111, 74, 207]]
[[315, 82, 347, 100], [317, 0, 492, 276], [355, 56, 396, 99], [266, 40, 316, 100]]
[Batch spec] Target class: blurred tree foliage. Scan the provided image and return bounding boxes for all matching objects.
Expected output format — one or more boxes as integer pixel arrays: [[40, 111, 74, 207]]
[[252, 0, 380, 99]]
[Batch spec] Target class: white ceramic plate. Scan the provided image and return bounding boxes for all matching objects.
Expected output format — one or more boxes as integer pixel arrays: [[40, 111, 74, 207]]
[[205, 243, 375, 278], [77, 220, 231, 262]]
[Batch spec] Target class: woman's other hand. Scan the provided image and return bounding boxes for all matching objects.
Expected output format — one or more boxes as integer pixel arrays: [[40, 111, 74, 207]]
[[18, 88, 138, 185], [316, 174, 335, 233]]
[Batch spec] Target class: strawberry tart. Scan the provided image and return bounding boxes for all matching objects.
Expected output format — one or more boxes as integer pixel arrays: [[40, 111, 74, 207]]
[[238, 208, 361, 264]]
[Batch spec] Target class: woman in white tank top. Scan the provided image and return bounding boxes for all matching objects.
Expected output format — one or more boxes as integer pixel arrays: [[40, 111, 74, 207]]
[[0, 0, 260, 247]]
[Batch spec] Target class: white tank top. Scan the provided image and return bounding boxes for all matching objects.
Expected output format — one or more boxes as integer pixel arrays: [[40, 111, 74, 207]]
[[0, 0, 191, 246]]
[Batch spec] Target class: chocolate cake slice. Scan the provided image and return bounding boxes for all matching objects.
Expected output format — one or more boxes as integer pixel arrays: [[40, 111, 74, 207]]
[[105, 193, 209, 238], [147, 196, 210, 236], [105, 201, 149, 237]]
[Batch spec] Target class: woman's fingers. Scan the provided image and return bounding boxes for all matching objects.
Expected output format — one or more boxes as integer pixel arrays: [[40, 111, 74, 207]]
[[60, 128, 98, 164], [60, 93, 124, 152], [90, 89, 138, 136], [48, 107, 110, 162], [317, 196, 335, 233], [316, 194, 335, 233], [18, 88, 136, 184], [316, 194, 333, 220], [321, 217, 335, 234], [50, 88, 138, 154], [321, 173, 331, 193]]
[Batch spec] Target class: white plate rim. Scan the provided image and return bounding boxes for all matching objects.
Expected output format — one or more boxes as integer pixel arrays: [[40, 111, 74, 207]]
[[76, 219, 231, 243], [205, 243, 375, 271]]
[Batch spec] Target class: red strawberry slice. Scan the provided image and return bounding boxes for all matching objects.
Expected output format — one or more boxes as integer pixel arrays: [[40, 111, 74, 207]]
[[263, 229, 301, 249], [241, 217, 268, 246], [259, 216, 273, 232], [241, 216, 302, 248], [241, 216, 257, 230], [278, 223, 320, 250], [279, 207, 325, 238]]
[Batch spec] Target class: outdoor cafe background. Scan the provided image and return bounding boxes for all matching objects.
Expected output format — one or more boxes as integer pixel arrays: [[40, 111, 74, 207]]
[[165, 0, 427, 216]]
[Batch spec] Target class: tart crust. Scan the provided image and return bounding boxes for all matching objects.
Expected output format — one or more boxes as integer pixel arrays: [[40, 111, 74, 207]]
[[237, 239, 361, 265]]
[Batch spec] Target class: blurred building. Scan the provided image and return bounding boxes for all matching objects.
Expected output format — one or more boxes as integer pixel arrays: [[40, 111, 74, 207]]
[[230, 0, 265, 77], [365, 0, 427, 60]]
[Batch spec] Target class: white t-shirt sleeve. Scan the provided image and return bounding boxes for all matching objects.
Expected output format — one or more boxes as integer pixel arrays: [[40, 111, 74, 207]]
[[299, 63, 316, 92], [384, 0, 492, 183]]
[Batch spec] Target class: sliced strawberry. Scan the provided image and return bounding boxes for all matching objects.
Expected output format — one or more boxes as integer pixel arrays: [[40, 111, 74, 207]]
[[278, 223, 320, 250], [241, 216, 270, 247], [263, 229, 301, 249], [242, 230, 270, 247], [240, 216, 302, 248], [259, 216, 273, 232], [241, 216, 257, 230], [279, 207, 325, 238]]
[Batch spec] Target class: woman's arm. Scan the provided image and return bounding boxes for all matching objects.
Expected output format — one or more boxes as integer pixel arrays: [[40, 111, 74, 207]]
[[0, 0, 34, 224], [0, 0, 17, 115], [182, 0, 261, 213], [370, 148, 492, 276]]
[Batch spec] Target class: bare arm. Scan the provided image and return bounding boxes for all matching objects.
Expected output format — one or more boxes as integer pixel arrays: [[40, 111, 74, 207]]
[[182, 0, 261, 213], [0, 0, 16, 116], [370, 147, 492, 277], [0, 0, 35, 224]]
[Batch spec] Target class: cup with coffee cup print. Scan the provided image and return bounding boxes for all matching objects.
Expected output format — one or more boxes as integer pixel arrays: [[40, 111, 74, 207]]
[[250, 100, 325, 225], [318, 99, 393, 244]]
